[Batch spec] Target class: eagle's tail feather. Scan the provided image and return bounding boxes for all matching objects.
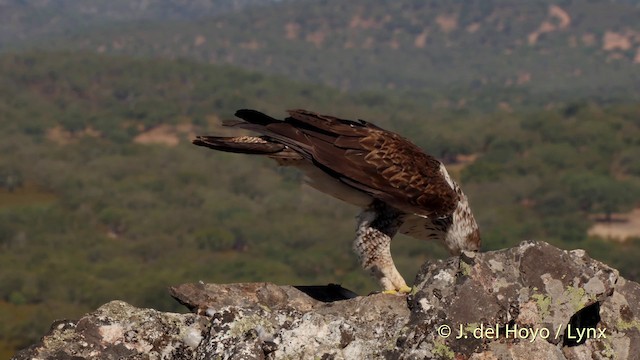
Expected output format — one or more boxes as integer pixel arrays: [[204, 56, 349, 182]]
[[234, 109, 280, 126], [221, 109, 282, 134], [192, 135, 284, 155]]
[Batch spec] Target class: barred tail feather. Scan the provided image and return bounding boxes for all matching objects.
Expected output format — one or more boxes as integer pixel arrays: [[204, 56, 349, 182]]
[[192, 136, 284, 155]]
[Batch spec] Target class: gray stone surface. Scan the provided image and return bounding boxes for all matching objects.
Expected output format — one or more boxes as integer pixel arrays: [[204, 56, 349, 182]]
[[13, 241, 640, 359]]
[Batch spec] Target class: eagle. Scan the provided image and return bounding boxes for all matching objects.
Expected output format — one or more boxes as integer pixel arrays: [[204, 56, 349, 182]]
[[193, 109, 480, 293]]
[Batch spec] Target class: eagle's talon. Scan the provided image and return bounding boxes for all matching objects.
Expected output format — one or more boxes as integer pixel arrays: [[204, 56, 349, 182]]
[[382, 286, 412, 295]]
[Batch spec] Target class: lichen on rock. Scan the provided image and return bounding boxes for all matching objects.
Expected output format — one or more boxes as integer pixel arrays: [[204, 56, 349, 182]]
[[12, 241, 640, 359]]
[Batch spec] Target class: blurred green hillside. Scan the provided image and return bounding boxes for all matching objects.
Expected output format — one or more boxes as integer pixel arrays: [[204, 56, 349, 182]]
[[7, 0, 640, 107], [1, 52, 639, 356], [0, 0, 282, 48]]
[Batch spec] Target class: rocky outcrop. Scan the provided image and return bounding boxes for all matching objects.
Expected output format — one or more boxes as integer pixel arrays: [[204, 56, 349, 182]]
[[13, 241, 640, 359]]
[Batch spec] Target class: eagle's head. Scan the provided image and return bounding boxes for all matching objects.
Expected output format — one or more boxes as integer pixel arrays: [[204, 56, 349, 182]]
[[445, 187, 481, 254]]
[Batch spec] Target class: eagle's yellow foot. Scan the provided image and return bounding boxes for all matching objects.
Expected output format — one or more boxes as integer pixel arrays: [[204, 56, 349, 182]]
[[382, 285, 412, 295]]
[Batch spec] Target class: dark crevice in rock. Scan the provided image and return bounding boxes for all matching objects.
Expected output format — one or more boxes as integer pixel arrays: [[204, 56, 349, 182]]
[[261, 340, 277, 355], [293, 283, 358, 302], [562, 302, 601, 347]]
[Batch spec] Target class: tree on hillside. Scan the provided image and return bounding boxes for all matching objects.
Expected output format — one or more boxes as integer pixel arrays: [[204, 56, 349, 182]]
[[0, 167, 23, 192], [563, 173, 638, 222]]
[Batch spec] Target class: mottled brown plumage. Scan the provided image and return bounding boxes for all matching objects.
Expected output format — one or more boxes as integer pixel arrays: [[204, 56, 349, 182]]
[[194, 109, 481, 292]]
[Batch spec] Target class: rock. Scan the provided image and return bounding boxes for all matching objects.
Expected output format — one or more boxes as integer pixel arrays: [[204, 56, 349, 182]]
[[392, 241, 630, 359], [168, 282, 358, 314], [168, 282, 322, 314], [13, 241, 640, 359], [13, 300, 207, 360]]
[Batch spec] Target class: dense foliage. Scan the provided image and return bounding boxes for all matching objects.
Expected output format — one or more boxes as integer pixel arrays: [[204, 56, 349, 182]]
[[0, 0, 282, 49], [0, 52, 639, 356], [7, 0, 640, 108]]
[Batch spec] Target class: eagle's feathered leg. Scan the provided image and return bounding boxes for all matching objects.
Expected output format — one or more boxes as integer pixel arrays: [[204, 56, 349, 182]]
[[354, 201, 410, 293]]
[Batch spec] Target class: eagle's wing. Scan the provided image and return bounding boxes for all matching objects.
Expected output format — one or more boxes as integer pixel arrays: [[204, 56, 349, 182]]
[[232, 109, 459, 218]]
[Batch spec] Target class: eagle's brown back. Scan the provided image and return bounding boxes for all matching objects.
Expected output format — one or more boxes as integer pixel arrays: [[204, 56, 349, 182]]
[[224, 109, 459, 218]]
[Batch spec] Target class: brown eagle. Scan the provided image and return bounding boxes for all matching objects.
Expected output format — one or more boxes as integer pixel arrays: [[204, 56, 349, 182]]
[[193, 109, 480, 293]]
